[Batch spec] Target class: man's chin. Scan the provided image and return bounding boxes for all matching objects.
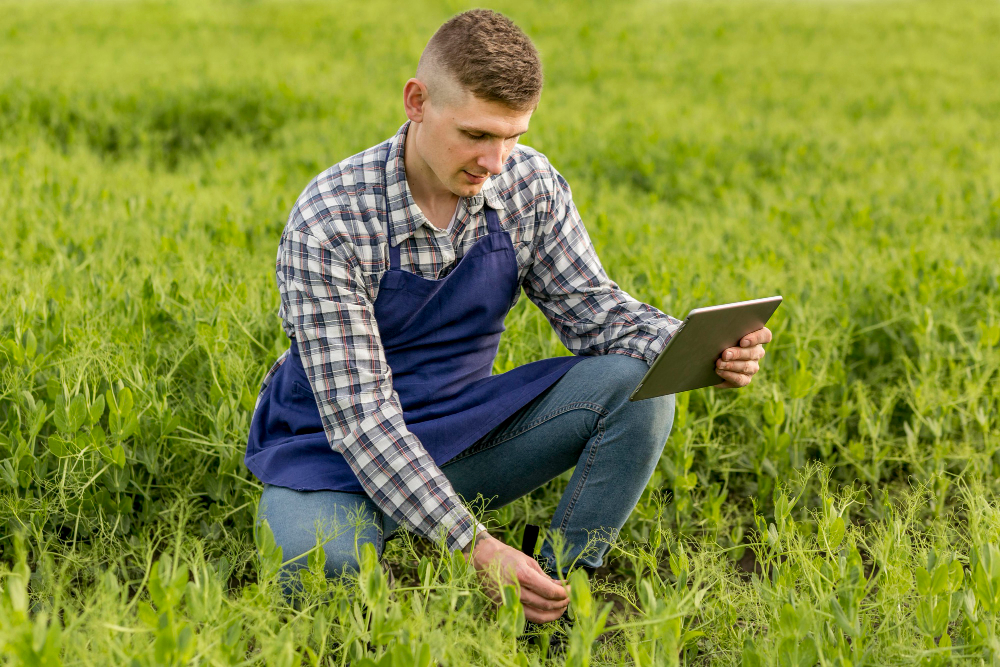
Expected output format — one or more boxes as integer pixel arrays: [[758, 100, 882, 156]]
[[454, 182, 484, 197]]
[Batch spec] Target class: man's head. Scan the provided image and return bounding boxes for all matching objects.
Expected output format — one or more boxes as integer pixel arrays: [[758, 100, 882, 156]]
[[403, 9, 542, 200]]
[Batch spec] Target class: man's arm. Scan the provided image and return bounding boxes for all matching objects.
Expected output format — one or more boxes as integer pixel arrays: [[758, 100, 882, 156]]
[[279, 223, 484, 551], [522, 162, 683, 363]]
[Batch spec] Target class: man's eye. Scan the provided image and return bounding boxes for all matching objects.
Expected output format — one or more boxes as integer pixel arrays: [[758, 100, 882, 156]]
[[466, 133, 485, 140]]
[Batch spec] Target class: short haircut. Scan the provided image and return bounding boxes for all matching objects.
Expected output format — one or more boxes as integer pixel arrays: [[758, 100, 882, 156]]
[[417, 9, 543, 111]]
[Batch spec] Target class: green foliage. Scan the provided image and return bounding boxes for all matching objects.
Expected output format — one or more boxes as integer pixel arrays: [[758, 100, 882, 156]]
[[1, 0, 999, 664]]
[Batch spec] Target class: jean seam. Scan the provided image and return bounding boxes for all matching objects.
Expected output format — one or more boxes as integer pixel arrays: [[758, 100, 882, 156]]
[[557, 413, 606, 534], [446, 400, 610, 466]]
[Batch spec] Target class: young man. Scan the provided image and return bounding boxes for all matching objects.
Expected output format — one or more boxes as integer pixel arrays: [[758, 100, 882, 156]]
[[245, 9, 770, 622]]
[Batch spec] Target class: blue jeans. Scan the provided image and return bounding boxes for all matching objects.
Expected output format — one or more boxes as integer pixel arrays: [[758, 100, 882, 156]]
[[255, 353, 674, 597]]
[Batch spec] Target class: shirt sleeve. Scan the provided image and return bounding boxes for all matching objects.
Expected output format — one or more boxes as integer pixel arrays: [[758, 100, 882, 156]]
[[277, 224, 485, 552], [523, 163, 683, 365]]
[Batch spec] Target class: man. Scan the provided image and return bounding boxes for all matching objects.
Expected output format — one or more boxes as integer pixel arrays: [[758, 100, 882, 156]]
[[245, 9, 770, 623]]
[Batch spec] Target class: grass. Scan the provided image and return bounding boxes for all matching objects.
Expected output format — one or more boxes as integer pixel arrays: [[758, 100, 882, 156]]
[[1, 0, 999, 664]]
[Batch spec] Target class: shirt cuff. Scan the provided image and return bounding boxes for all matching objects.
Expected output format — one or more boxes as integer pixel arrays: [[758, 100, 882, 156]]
[[433, 504, 489, 552], [608, 326, 673, 367]]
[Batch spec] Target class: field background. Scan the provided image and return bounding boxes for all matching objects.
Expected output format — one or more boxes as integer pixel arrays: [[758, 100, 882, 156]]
[[1, 0, 999, 664]]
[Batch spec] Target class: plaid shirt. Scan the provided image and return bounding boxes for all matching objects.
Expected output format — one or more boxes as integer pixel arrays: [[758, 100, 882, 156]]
[[258, 120, 682, 552]]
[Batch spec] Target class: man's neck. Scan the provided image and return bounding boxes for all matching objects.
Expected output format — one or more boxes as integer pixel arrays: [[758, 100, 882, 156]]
[[403, 122, 460, 230]]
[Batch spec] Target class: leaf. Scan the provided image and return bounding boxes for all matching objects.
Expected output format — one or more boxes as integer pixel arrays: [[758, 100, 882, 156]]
[[569, 568, 593, 618], [364, 558, 387, 608], [137, 601, 158, 627], [742, 639, 764, 667], [418, 556, 433, 587], [106, 390, 119, 416], [90, 395, 106, 425], [830, 597, 858, 637], [68, 394, 88, 432], [121, 415, 139, 440], [255, 519, 283, 582], [778, 603, 799, 636], [160, 413, 181, 437], [111, 444, 127, 468], [789, 368, 814, 399], [931, 562, 951, 595], [98, 444, 113, 466], [148, 557, 169, 608], [683, 630, 706, 646], [498, 583, 525, 637], [0, 460, 18, 488], [948, 560, 964, 590], [23, 329, 37, 360], [46, 376, 61, 402], [915, 567, 931, 596], [47, 435, 67, 457], [119, 388, 134, 419], [763, 399, 785, 426], [2, 340, 24, 364], [240, 384, 256, 412], [307, 537, 326, 575], [53, 394, 70, 433], [932, 597, 950, 635], [450, 548, 469, 580], [826, 517, 846, 550]]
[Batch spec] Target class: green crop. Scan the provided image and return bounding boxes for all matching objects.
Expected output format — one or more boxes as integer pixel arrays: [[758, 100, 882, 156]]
[[1, 0, 999, 664]]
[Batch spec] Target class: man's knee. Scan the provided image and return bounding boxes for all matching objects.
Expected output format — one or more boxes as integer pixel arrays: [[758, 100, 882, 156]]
[[257, 486, 382, 590], [268, 522, 379, 603]]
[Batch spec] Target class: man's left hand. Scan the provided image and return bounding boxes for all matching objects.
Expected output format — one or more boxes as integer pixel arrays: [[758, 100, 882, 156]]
[[714, 326, 772, 389]]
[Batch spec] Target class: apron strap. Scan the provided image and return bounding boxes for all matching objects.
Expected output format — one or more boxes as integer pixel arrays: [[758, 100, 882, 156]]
[[382, 144, 402, 271], [485, 206, 502, 234], [388, 237, 401, 270]]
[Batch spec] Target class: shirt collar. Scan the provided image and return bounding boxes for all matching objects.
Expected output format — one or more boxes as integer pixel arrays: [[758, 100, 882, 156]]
[[383, 120, 504, 246]]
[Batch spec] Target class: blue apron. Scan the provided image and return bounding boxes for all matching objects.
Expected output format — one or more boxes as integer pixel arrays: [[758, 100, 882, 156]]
[[245, 149, 585, 492]]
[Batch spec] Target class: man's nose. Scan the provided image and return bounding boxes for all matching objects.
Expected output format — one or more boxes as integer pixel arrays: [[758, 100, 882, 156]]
[[477, 140, 505, 175]]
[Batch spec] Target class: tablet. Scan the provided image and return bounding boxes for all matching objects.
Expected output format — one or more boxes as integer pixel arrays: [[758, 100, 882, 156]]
[[629, 296, 782, 401]]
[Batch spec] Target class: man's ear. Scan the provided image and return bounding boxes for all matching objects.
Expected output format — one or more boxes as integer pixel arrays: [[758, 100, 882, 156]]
[[403, 78, 429, 123]]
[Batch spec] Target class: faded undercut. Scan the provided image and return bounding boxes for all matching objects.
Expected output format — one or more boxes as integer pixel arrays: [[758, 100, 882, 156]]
[[416, 9, 543, 112]]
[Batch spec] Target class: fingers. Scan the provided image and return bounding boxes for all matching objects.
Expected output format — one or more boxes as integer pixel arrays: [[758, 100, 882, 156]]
[[475, 545, 568, 602], [520, 586, 570, 613], [740, 326, 772, 348], [720, 344, 766, 363], [518, 561, 569, 602], [470, 537, 573, 625], [715, 369, 752, 388], [716, 359, 760, 375], [524, 603, 570, 624]]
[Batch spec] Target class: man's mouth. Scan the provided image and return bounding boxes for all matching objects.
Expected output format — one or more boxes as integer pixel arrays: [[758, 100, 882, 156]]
[[463, 170, 488, 183]]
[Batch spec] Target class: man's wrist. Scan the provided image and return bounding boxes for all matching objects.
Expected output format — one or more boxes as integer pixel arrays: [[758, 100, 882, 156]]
[[461, 526, 492, 556]]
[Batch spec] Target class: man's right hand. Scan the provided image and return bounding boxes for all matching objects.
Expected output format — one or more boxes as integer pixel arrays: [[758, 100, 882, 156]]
[[463, 533, 570, 624]]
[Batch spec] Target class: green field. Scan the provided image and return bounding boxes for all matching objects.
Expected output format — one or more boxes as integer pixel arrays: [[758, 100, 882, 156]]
[[1, 0, 999, 663]]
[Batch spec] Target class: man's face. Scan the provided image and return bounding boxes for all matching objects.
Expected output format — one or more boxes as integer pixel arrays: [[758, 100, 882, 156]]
[[411, 86, 533, 198]]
